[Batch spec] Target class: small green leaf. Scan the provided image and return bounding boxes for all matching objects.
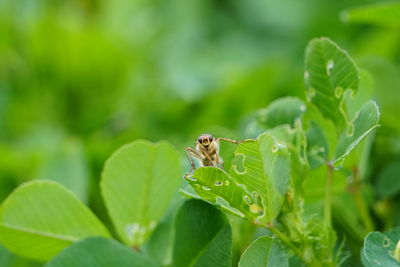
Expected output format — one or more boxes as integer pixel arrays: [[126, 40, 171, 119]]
[[238, 236, 288, 267], [305, 37, 359, 123], [257, 97, 306, 129], [341, 2, 400, 28], [306, 121, 329, 169], [172, 199, 232, 267], [46, 237, 158, 267], [334, 100, 380, 163], [377, 162, 400, 198], [0, 181, 110, 261], [101, 140, 182, 247], [244, 97, 305, 138], [362, 229, 400, 267]]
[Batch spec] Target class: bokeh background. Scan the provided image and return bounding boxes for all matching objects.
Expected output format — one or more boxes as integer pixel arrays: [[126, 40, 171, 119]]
[[1, 0, 400, 265]]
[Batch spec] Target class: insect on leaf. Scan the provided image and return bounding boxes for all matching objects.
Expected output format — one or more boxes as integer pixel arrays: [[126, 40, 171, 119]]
[[187, 132, 291, 224]]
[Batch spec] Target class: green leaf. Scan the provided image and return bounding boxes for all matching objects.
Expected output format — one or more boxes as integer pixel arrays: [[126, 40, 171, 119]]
[[244, 97, 306, 138], [377, 162, 400, 198], [0, 181, 110, 261], [142, 196, 182, 266], [188, 167, 259, 219], [238, 235, 288, 267], [172, 199, 232, 267], [306, 121, 329, 169], [304, 37, 359, 123], [0, 245, 13, 267], [362, 229, 400, 267], [341, 2, 400, 28], [334, 100, 380, 163], [0, 244, 41, 267], [188, 132, 291, 223], [142, 217, 175, 266], [101, 140, 182, 247], [231, 132, 291, 222], [46, 237, 158, 267], [256, 97, 306, 129]]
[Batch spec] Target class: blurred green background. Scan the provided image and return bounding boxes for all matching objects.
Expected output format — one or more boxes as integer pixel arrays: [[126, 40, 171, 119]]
[[1, 0, 400, 264]]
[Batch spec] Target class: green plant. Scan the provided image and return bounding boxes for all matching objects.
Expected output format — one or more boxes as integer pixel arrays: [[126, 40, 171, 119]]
[[0, 36, 399, 267]]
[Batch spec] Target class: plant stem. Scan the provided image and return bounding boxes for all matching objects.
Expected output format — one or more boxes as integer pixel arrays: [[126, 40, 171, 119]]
[[351, 166, 375, 232], [268, 226, 304, 261], [254, 221, 305, 262], [324, 162, 333, 227]]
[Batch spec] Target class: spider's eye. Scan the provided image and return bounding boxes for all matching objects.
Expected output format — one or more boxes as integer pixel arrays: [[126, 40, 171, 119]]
[[197, 138, 202, 143], [209, 137, 213, 142]]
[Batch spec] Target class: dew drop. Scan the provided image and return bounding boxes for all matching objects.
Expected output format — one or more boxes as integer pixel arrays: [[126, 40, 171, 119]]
[[214, 181, 223, 186], [326, 60, 334, 75], [202, 186, 211, 191], [224, 180, 230, 186]]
